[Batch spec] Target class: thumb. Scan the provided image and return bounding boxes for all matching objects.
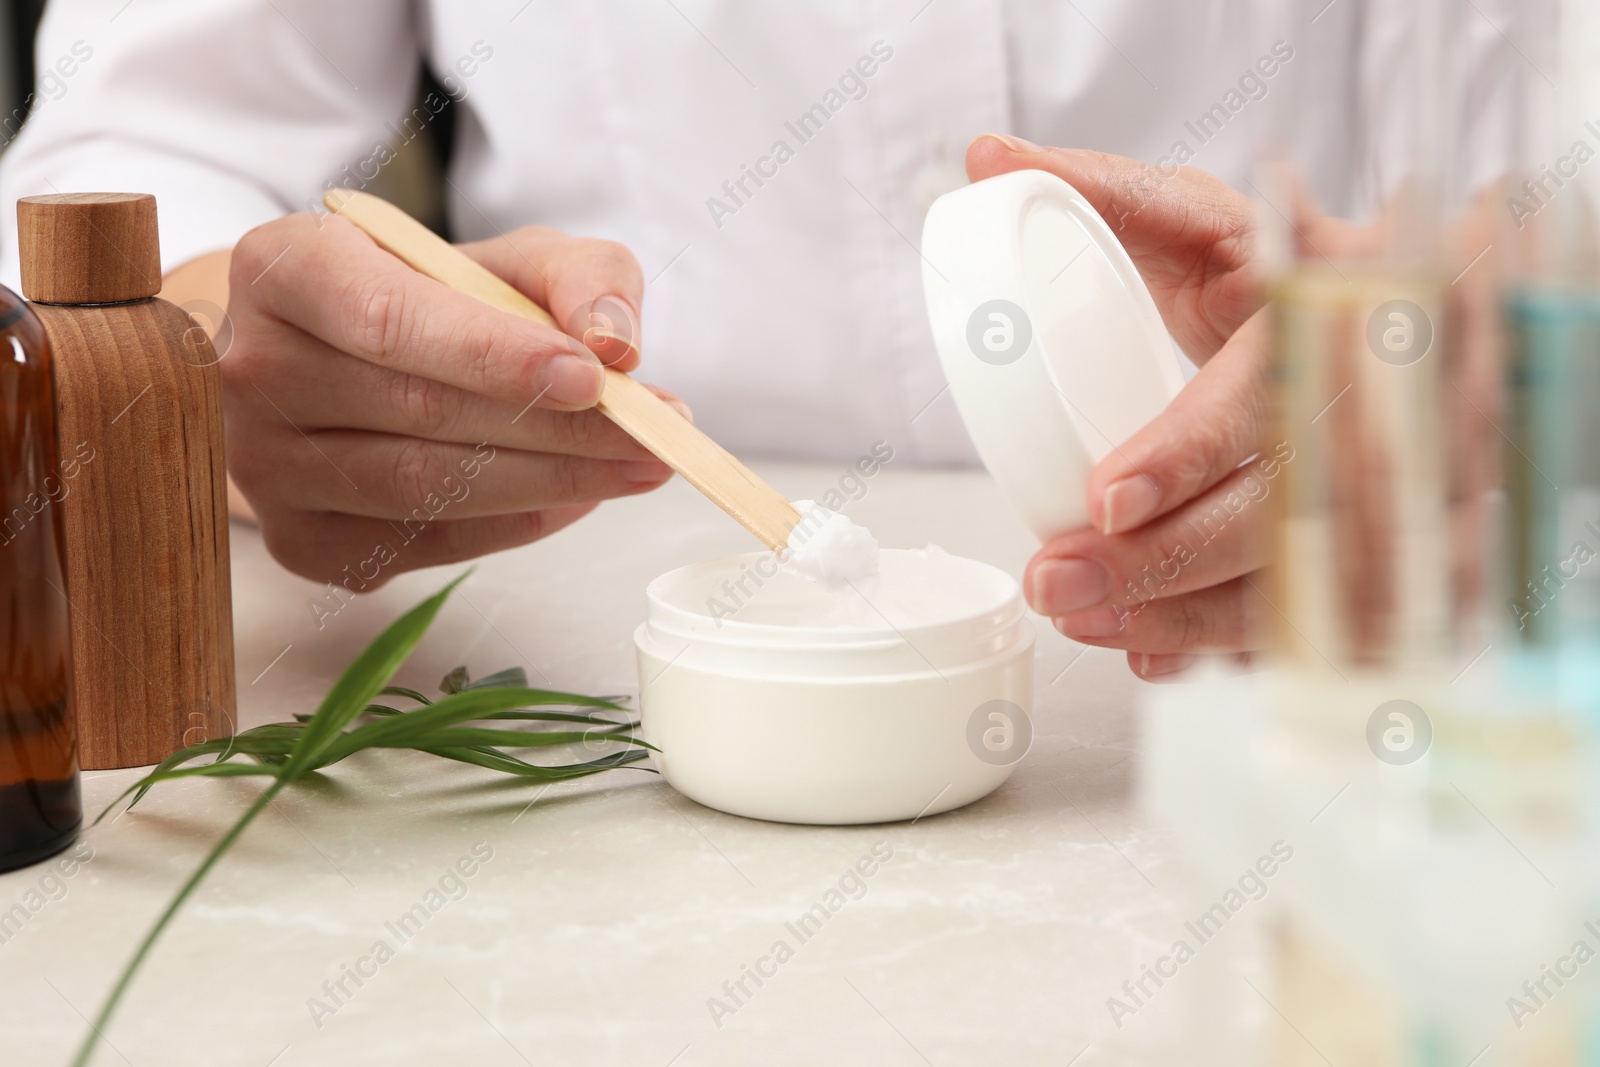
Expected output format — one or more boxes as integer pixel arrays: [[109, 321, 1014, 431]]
[[1090, 309, 1272, 535]]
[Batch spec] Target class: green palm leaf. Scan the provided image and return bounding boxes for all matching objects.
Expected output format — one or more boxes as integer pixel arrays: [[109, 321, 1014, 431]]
[[281, 572, 468, 777]]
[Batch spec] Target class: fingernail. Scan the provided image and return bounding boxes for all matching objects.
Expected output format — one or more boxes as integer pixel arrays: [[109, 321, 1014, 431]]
[[1139, 653, 1195, 679], [1031, 558, 1109, 615], [619, 458, 673, 483], [1054, 605, 1125, 638], [980, 132, 1039, 153], [1101, 476, 1162, 535], [537, 352, 604, 407], [576, 296, 640, 368], [585, 328, 638, 368], [666, 398, 694, 423]]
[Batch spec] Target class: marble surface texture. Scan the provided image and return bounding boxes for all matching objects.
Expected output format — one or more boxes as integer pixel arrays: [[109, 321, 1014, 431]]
[[0, 462, 1215, 1066]]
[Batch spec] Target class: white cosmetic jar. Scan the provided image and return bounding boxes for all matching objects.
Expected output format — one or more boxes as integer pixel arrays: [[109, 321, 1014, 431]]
[[634, 549, 1035, 825]]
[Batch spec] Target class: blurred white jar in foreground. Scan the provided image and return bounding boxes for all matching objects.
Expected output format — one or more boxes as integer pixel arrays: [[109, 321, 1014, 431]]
[[634, 547, 1035, 825]]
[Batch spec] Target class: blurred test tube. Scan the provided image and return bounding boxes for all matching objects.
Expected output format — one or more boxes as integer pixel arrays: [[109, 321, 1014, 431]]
[[1254, 0, 1506, 677], [1500, 0, 1600, 698]]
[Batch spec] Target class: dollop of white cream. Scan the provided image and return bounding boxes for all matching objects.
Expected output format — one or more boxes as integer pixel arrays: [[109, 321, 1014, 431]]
[[784, 498, 880, 587]]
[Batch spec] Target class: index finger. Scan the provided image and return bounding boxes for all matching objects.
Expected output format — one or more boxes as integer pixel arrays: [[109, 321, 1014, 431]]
[[460, 229, 646, 373], [966, 134, 1262, 359], [1090, 310, 1272, 536], [966, 136, 1254, 263], [237, 212, 606, 409]]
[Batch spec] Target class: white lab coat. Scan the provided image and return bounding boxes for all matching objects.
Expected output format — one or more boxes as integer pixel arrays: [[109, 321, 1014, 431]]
[[0, 1, 1509, 466]]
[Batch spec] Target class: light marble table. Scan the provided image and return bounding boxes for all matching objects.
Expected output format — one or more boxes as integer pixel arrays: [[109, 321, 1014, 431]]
[[1, 462, 1203, 1067]]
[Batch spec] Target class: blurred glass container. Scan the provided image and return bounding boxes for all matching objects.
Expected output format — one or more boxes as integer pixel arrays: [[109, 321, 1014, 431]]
[[1268, 266, 1452, 670], [1251, 0, 1496, 676]]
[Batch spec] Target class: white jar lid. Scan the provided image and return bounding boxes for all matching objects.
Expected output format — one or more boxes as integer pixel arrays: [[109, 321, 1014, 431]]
[[920, 168, 1185, 541]]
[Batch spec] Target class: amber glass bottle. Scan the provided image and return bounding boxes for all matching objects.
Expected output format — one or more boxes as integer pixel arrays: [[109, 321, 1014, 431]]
[[0, 283, 80, 871]]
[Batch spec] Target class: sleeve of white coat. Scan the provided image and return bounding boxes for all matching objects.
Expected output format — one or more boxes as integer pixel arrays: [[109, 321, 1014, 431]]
[[0, 0, 420, 288]]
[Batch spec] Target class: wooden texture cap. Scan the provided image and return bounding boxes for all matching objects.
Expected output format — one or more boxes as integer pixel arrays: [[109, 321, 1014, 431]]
[[18, 192, 162, 304]]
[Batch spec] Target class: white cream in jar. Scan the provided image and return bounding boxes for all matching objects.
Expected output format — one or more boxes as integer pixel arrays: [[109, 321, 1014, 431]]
[[782, 498, 881, 587], [635, 518, 1035, 825]]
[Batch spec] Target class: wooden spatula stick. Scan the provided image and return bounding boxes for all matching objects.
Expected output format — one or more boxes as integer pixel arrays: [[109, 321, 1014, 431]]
[[323, 189, 800, 552]]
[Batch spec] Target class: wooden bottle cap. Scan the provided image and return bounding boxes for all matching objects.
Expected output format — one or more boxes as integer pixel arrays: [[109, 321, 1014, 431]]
[[18, 192, 162, 304]]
